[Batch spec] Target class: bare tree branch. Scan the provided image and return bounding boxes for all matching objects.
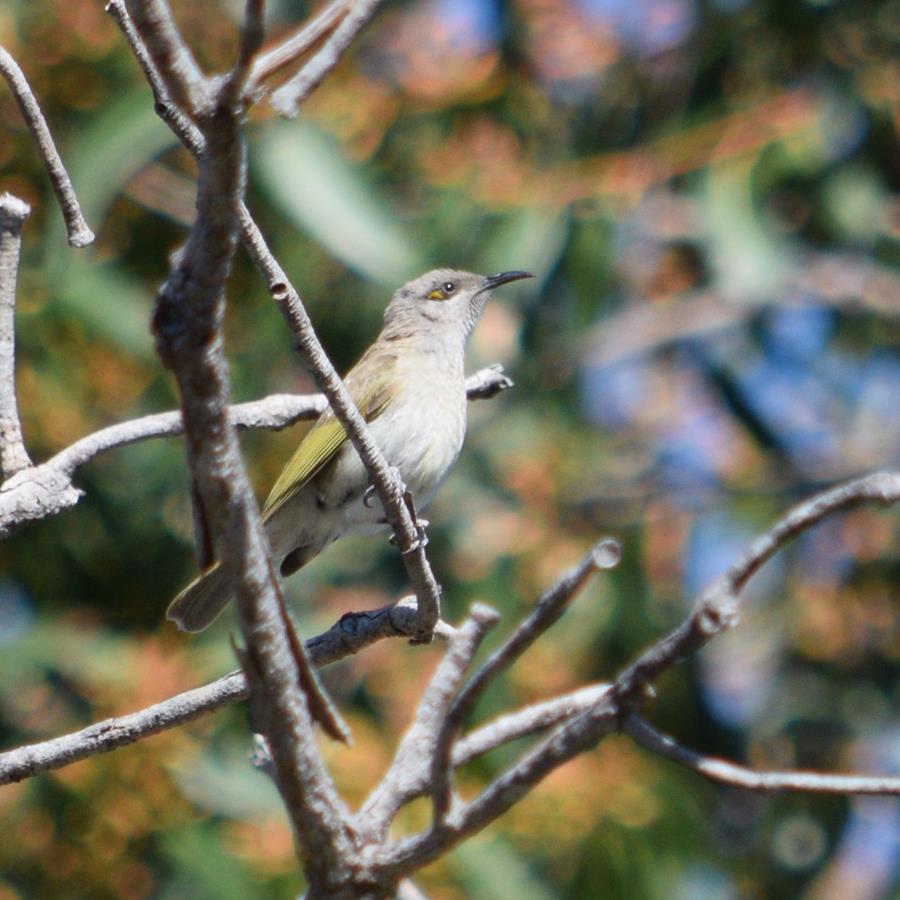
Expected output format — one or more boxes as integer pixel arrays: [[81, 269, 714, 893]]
[[3, 465, 898, 891], [360, 605, 500, 841], [106, 0, 203, 150], [0, 621, 611, 799], [430, 539, 621, 820], [47, 366, 507, 478], [0, 672, 246, 786], [451, 684, 612, 770], [625, 715, 900, 796], [247, 0, 349, 99], [382, 692, 621, 879], [611, 470, 900, 704], [0, 194, 32, 480], [0, 595, 448, 787], [269, 0, 382, 117], [224, 0, 266, 109], [0, 49, 94, 247], [362, 683, 614, 830], [0, 393, 323, 538], [0, 365, 509, 538], [122, 0, 208, 115], [120, 1, 361, 883], [377, 472, 900, 879]]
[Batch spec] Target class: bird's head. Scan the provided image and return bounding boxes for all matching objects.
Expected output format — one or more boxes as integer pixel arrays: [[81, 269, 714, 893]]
[[383, 268, 533, 341]]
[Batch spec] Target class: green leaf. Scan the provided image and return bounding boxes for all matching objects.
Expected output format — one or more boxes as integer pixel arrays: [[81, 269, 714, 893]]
[[254, 120, 422, 286], [451, 833, 558, 900], [702, 161, 790, 300], [46, 89, 177, 269], [41, 90, 178, 356]]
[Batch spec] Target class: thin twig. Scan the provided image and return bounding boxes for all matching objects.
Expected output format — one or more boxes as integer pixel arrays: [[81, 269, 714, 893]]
[[361, 683, 612, 827], [612, 470, 900, 703], [360, 605, 500, 841], [224, 0, 266, 109], [123, 0, 208, 115], [0, 594, 448, 786], [46, 365, 506, 478], [106, 0, 203, 149], [0, 49, 94, 247], [430, 539, 621, 820], [452, 684, 612, 770], [625, 715, 900, 795], [269, 0, 382, 117], [246, 0, 348, 100], [0, 194, 32, 480], [48, 393, 325, 476], [0, 672, 246, 786]]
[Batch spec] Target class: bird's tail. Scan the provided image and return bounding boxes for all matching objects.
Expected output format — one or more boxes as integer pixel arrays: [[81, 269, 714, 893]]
[[167, 563, 231, 633]]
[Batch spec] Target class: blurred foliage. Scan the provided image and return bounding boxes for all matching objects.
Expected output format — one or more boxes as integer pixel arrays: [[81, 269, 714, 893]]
[[0, 0, 899, 897]]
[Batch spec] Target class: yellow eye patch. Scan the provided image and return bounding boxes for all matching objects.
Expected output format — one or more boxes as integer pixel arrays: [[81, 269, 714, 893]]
[[426, 281, 457, 301]]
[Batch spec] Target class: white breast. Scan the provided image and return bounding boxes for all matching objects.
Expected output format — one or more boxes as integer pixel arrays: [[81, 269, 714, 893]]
[[370, 356, 467, 506]]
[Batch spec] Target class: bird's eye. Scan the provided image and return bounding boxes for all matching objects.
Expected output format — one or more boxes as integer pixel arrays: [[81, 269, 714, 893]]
[[426, 281, 457, 301]]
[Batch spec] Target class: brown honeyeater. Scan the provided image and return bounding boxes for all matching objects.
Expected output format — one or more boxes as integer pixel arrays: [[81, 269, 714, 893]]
[[167, 268, 533, 632]]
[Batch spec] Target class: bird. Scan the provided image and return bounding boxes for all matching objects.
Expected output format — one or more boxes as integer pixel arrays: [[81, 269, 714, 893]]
[[167, 268, 533, 632]]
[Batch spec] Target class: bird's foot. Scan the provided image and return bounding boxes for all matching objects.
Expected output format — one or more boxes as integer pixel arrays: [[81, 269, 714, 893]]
[[389, 518, 430, 552], [363, 467, 408, 508]]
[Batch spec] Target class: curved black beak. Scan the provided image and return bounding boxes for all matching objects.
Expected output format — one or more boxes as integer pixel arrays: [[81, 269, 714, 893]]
[[480, 270, 534, 292]]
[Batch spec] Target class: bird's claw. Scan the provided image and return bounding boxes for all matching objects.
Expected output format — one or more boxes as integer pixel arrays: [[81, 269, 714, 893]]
[[364, 467, 407, 509], [389, 519, 430, 553]]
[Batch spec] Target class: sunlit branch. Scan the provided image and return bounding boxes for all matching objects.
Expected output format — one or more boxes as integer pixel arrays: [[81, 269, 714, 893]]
[[122, 0, 208, 115], [223, 0, 265, 109], [360, 605, 499, 840], [361, 683, 613, 833], [119, 3, 364, 882], [612, 470, 900, 704], [0, 49, 93, 247], [430, 539, 621, 821], [269, 0, 382, 117], [246, 0, 349, 99], [0, 595, 448, 786], [625, 715, 900, 795], [0, 194, 32, 480]]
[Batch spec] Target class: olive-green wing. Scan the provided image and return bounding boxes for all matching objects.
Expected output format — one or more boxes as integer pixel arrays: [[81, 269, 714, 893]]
[[262, 361, 394, 519]]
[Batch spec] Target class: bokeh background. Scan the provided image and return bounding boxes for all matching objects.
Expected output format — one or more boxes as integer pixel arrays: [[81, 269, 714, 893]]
[[1, 0, 899, 896]]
